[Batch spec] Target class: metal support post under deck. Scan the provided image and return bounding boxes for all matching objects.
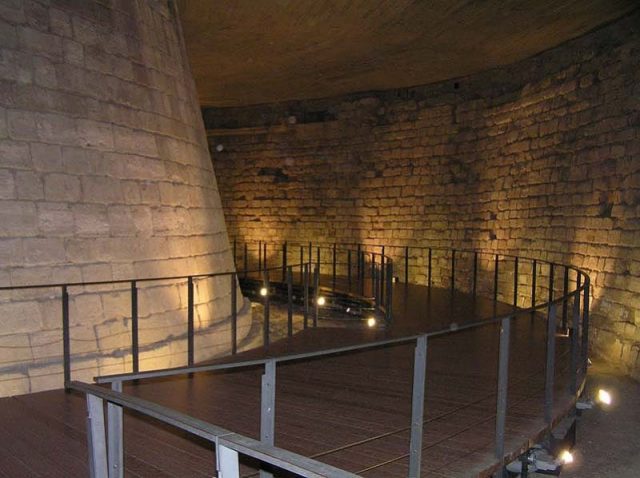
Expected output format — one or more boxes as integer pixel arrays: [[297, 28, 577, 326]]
[[408, 335, 428, 478], [545, 303, 557, 424], [495, 317, 511, 477], [260, 360, 276, 478], [87, 394, 108, 478], [107, 381, 123, 478]]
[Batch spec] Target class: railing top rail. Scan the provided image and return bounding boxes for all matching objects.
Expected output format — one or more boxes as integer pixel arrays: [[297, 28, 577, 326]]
[[0, 241, 587, 292], [95, 283, 585, 385], [69, 381, 360, 478]]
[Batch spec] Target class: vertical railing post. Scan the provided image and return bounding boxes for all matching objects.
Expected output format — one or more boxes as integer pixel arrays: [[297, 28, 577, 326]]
[[258, 240, 262, 272], [347, 249, 352, 289], [264, 242, 268, 271], [263, 271, 270, 347], [87, 394, 108, 478], [380, 246, 386, 294], [233, 239, 237, 267], [570, 281, 581, 395], [282, 241, 287, 282], [531, 259, 537, 310], [303, 264, 309, 329], [473, 252, 478, 297], [332, 243, 337, 290], [243, 243, 248, 278], [231, 273, 237, 355], [450, 249, 456, 292], [308, 241, 312, 265], [313, 266, 320, 327], [107, 381, 123, 478], [62, 285, 70, 387], [187, 276, 194, 367], [408, 335, 428, 478], [316, 246, 320, 274], [299, 246, 304, 283], [371, 253, 376, 298], [513, 257, 519, 307], [427, 248, 432, 288], [495, 317, 512, 475], [287, 266, 293, 337], [548, 263, 555, 305], [260, 360, 277, 478], [385, 262, 393, 323], [493, 254, 499, 301], [356, 243, 361, 280], [405, 246, 409, 284], [545, 303, 557, 424], [562, 266, 569, 331], [130, 281, 139, 374], [216, 442, 240, 478], [582, 279, 590, 376]]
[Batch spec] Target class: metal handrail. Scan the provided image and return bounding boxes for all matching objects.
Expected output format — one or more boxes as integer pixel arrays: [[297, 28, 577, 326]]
[[69, 381, 360, 478], [1, 240, 590, 477]]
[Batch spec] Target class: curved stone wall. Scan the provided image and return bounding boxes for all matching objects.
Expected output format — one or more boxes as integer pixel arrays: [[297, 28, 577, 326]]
[[208, 11, 640, 378], [0, 0, 249, 396]]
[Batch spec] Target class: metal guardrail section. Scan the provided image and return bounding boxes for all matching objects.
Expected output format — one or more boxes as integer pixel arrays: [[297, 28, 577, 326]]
[[69, 381, 360, 478], [1, 240, 591, 477]]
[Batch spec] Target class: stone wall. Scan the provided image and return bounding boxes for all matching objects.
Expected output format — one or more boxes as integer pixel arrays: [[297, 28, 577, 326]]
[[207, 12, 640, 378], [0, 0, 249, 396]]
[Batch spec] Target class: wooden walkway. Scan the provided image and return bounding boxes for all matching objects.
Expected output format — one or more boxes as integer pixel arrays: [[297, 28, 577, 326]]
[[0, 281, 574, 477]]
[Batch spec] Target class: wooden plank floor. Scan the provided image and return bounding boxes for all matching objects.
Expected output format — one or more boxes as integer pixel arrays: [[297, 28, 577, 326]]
[[0, 279, 575, 477]]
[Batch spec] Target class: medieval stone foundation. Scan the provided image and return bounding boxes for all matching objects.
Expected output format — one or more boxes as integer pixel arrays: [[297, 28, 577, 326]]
[[207, 12, 640, 379], [0, 0, 249, 396]]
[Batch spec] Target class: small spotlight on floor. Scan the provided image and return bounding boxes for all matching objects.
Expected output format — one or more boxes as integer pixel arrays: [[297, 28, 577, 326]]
[[597, 388, 612, 406], [367, 317, 376, 328], [316, 296, 326, 306], [259, 287, 268, 297], [559, 450, 574, 465]]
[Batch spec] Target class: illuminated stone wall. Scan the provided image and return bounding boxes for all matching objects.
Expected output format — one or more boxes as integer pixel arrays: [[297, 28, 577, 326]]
[[208, 12, 640, 378], [0, 0, 249, 396]]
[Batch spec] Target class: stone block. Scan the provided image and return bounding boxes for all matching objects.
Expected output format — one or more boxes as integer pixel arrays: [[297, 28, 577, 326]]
[[95, 317, 130, 351], [0, 49, 32, 84], [44, 173, 81, 202], [18, 26, 63, 60], [107, 205, 152, 236], [112, 125, 158, 157], [0, 19, 17, 51], [34, 112, 77, 145], [101, 290, 132, 320], [0, 332, 33, 364], [33, 55, 57, 89], [22, 237, 66, 265], [50, 8, 72, 38], [63, 39, 84, 65], [7, 109, 37, 140], [0, 139, 31, 169], [0, 372, 30, 397], [0, 168, 15, 199], [72, 203, 110, 235], [0, 238, 23, 266], [29, 329, 63, 362], [15, 170, 43, 200], [36, 202, 73, 235], [0, 200, 37, 236], [30, 142, 63, 171], [69, 292, 104, 326], [76, 119, 114, 150], [81, 175, 123, 204]]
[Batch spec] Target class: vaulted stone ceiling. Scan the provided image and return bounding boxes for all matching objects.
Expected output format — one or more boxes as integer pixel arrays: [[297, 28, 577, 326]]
[[177, 0, 637, 107]]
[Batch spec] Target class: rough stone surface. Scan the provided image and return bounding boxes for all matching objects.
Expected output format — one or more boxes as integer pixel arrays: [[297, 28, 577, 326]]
[[207, 12, 640, 379], [0, 0, 248, 397]]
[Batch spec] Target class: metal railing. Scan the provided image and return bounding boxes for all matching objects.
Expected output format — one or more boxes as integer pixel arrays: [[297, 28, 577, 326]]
[[69, 380, 359, 478], [1, 240, 591, 477]]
